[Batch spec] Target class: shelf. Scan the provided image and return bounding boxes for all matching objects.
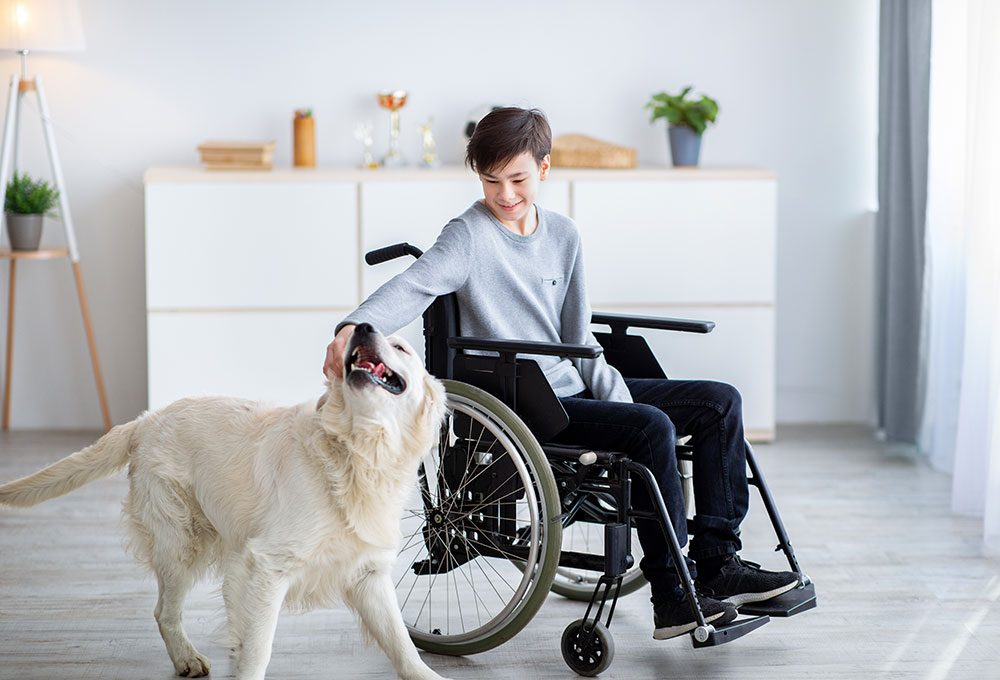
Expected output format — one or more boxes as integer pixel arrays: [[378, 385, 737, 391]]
[[143, 165, 777, 184], [0, 248, 70, 260]]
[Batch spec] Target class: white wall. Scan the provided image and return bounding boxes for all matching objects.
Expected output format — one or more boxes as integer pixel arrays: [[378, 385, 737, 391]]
[[0, 0, 877, 428]]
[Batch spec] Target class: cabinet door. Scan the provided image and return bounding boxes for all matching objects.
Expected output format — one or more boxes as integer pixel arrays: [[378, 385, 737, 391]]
[[593, 305, 775, 441], [147, 310, 344, 409], [145, 182, 357, 309], [572, 180, 776, 306]]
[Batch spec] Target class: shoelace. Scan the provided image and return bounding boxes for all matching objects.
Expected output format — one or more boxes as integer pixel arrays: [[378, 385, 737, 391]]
[[653, 585, 725, 609], [694, 585, 722, 599], [730, 556, 763, 571]]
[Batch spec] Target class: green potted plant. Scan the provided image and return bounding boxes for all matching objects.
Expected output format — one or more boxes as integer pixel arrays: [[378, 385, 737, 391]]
[[645, 86, 719, 167], [4, 171, 59, 251]]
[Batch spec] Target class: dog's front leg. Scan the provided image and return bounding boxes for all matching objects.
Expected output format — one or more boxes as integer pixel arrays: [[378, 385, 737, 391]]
[[232, 564, 289, 680], [346, 570, 452, 680]]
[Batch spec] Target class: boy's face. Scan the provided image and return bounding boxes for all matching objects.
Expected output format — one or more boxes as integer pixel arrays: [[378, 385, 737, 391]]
[[478, 151, 550, 226]]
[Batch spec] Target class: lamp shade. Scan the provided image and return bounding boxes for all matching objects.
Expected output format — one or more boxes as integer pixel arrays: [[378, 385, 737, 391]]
[[0, 0, 84, 51]]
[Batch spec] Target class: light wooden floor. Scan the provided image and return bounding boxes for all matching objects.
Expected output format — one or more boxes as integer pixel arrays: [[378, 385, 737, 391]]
[[1, 426, 998, 680]]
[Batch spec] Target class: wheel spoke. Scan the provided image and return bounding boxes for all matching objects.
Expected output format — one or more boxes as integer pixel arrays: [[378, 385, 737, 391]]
[[442, 438, 503, 503]]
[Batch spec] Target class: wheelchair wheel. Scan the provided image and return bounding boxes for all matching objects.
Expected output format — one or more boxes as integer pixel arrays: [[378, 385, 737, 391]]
[[549, 488, 647, 600], [561, 618, 614, 676], [395, 380, 562, 656]]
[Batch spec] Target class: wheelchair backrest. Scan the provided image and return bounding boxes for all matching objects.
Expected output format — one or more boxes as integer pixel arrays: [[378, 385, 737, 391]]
[[422, 293, 460, 380]]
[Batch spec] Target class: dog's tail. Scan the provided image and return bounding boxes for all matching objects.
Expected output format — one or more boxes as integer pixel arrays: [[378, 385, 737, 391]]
[[0, 419, 140, 507]]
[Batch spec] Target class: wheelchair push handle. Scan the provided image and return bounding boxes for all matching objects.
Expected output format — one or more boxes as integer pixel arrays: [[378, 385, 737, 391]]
[[365, 242, 424, 265]]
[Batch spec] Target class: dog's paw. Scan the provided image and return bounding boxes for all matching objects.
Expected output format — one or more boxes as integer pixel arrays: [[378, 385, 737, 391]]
[[175, 653, 211, 677]]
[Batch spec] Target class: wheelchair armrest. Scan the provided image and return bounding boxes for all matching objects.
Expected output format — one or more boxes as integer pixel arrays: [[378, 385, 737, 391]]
[[447, 336, 602, 359], [591, 311, 715, 334]]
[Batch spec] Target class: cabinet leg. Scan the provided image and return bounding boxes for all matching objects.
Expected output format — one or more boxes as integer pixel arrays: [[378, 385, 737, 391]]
[[71, 261, 111, 432], [3, 258, 15, 431]]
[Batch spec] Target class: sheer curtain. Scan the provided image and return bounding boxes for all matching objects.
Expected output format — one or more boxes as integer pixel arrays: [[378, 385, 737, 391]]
[[921, 0, 1000, 553]]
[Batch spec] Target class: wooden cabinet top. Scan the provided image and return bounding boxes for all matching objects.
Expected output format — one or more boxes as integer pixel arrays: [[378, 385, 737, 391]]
[[144, 165, 776, 184]]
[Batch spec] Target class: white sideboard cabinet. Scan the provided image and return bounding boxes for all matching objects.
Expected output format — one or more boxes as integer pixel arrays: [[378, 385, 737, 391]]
[[145, 166, 776, 440]]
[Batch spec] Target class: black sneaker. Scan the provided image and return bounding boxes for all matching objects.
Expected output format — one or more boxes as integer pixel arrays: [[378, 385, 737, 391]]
[[697, 555, 800, 607], [652, 592, 738, 640]]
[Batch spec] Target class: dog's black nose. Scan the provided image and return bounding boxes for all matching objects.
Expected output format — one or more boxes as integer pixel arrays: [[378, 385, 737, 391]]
[[354, 322, 375, 337]]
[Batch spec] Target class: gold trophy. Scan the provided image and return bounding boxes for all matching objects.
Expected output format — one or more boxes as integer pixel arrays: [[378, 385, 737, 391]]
[[377, 90, 408, 167]]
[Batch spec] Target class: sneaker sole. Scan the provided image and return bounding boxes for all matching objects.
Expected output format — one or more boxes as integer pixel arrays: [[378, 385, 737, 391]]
[[652, 607, 738, 640], [723, 579, 799, 607]]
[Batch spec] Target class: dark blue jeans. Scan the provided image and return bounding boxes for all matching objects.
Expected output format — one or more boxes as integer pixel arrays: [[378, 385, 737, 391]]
[[550, 378, 750, 602]]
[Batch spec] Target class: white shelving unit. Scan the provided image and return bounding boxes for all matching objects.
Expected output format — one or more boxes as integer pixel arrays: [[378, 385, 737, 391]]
[[144, 165, 776, 440]]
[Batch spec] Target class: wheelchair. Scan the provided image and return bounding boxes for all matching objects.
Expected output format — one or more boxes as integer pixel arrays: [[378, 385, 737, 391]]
[[368, 243, 817, 676]]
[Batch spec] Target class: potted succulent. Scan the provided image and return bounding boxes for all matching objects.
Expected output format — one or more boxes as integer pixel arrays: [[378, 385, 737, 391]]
[[4, 171, 59, 251], [645, 86, 719, 167]]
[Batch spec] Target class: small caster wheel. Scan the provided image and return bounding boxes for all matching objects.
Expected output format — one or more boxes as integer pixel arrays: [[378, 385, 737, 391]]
[[561, 618, 614, 676]]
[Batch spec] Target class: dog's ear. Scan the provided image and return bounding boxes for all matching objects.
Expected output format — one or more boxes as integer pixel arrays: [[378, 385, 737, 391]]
[[421, 374, 448, 432]]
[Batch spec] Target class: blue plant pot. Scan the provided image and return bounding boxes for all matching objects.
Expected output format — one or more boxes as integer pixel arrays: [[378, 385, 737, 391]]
[[668, 126, 703, 167]]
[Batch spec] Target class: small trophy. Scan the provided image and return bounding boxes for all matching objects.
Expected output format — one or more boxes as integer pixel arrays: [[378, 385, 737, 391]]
[[377, 89, 408, 167], [353, 122, 378, 169], [418, 118, 440, 168]]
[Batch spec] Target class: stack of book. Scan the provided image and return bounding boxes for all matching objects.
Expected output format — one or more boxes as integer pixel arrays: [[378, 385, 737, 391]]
[[197, 141, 276, 170]]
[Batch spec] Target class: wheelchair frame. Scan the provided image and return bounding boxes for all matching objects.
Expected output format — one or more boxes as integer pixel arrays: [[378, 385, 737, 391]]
[[368, 243, 816, 675]]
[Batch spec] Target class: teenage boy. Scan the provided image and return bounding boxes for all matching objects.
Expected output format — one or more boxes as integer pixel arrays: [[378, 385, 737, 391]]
[[324, 107, 799, 639]]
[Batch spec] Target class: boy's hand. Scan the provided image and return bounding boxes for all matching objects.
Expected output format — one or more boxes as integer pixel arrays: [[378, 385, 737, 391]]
[[323, 324, 356, 380]]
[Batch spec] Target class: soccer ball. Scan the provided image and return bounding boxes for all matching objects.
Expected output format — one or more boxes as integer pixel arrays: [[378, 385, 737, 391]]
[[463, 104, 505, 141]]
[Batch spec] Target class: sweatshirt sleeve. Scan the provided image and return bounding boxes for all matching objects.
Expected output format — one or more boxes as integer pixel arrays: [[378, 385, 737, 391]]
[[560, 237, 633, 404], [336, 219, 472, 336]]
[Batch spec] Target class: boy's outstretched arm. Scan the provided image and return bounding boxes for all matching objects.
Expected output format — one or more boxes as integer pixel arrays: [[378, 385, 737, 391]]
[[322, 219, 472, 379]]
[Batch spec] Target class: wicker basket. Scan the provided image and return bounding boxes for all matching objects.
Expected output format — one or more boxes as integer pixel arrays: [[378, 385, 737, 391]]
[[551, 134, 636, 169]]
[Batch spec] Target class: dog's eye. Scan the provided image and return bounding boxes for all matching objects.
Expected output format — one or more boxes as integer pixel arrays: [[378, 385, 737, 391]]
[[393, 344, 408, 354]]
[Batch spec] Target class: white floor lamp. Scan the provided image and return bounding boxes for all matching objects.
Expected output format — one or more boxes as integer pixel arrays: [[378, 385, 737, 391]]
[[0, 0, 110, 431]]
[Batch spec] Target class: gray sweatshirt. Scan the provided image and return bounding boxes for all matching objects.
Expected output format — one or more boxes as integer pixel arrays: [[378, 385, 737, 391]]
[[338, 201, 632, 403]]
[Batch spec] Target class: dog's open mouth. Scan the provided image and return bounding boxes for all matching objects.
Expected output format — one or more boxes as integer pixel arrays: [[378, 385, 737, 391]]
[[347, 345, 406, 394]]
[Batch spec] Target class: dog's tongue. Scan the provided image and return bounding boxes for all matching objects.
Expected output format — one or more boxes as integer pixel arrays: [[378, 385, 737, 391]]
[[358, 360, 387, 378]]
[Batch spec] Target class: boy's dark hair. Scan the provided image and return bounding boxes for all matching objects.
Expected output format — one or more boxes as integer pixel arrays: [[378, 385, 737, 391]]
[[465, 107, 552, 175]]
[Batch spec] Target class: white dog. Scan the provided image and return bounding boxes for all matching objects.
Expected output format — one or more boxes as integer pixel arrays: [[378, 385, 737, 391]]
[[0, 324, 450, 680]]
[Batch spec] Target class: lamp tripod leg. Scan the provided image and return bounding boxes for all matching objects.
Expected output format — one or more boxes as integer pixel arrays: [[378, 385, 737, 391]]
[[0, 73, 21, 243], [1, 74, 20, 430], [71, 261, 111, 431]]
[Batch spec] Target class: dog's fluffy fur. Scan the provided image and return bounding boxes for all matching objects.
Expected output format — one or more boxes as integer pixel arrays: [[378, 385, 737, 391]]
[[0, 327, 450, 680]]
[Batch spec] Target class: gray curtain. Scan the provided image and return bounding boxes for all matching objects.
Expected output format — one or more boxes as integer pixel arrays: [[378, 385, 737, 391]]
[[876, 0, 932, 445]]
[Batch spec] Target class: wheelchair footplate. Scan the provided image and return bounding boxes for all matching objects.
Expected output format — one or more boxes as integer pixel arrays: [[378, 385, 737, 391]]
[[691, 580, 816, 648], [691, 614, 770, 648], [694, 580, 816, 649], [738, 581, 817, 617]]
